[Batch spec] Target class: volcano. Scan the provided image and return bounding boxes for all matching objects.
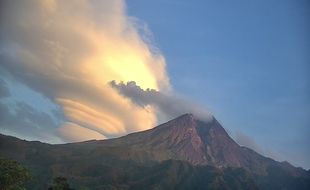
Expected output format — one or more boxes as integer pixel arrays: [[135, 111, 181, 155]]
[[0, 113, 309, 189]]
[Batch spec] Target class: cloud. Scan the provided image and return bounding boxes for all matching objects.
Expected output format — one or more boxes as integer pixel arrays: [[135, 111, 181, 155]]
[[0, 79, 10, 98], [0, 0, 170, 141], [110, 81, 213, 123], [0, 101, 62, 143], [235, 130, 264, 153], [234, 130, 280, 161], [57, 122, 106, 143]]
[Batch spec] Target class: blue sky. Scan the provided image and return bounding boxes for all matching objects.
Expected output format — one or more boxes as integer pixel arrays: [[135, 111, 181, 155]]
[[127, 0, 310, 168], [0, 0, 309, 169]]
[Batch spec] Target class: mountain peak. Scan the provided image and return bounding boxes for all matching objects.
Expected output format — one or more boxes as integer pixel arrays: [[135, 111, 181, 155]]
[[1, 113, 308, 189], [179, 113, 195, 118], [85, 114, 279, 174], [106, 113, 250, 167], [164, 113, 213, 129], [170, 113, 196, 124], [173, 112, 215, 127]]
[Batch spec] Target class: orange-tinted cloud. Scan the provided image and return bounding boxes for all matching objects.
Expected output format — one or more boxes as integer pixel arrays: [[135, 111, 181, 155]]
[[0, 0, 169, 141], [58, 122, 106, 142]]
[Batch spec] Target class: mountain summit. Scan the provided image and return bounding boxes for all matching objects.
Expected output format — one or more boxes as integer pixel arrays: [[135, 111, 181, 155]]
[[89, 113, 295, 175], [0, 113, 309, 189]]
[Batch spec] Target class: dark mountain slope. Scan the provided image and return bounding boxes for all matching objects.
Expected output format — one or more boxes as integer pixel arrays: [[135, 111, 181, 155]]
[[0, 113, 309, 189], [73, 114, 305, 176]]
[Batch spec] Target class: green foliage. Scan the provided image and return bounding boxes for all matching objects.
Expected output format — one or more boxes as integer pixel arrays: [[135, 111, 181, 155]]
[[0, 157, 31, 190], [48, 177, 74, 190], [255, 165, 310, 190], [1, 135, 309, 190], [61, 159, 258, 190]]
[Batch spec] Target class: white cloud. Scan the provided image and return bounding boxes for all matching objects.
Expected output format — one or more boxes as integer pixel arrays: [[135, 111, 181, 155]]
[[0, 0, 170, 141]]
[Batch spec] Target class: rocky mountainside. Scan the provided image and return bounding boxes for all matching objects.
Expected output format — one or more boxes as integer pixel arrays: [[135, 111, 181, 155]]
[[77, 113, 305, 176], [0, 113, 309, 189]]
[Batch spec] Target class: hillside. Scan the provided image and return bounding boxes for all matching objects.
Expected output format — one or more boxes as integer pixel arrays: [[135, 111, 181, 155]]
[[0, 114, 309, 189]]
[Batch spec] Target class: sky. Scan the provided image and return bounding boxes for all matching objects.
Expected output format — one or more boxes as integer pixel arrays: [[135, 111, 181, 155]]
[[0, 0, 309, 169]]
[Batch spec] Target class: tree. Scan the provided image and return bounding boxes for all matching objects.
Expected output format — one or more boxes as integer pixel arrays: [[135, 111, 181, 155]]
[[48, 177, 74, 190], [0, 157, 31, 190]]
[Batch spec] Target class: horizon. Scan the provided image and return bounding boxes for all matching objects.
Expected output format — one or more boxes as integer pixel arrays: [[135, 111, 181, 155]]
[[0, 112, 307, 171], [0, 0, 309, 170]]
